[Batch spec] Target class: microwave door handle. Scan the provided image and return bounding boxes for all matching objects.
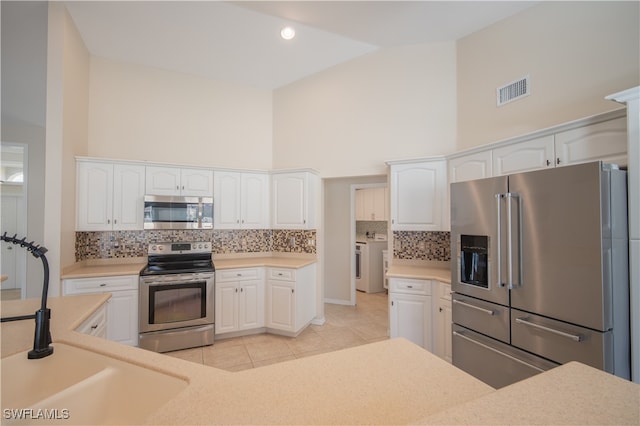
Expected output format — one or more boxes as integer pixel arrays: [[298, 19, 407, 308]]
[[495, 194, 504, 288]]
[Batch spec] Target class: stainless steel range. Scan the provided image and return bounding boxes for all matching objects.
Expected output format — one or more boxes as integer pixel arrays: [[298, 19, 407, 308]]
[[139, 242, 215, 353]]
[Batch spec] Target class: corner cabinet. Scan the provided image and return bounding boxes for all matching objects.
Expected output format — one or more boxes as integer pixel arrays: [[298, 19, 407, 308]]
[[215, 268, 265, 335], [76, 160, 145, 231], [271, 171, 318, 229], [389, 159, 446, 231], [63, 275, 138, 346], [214, 171, 269, 229], [145, 166, 213, 197], [266, 265, 316, 336], [388, 278, 433, 350]]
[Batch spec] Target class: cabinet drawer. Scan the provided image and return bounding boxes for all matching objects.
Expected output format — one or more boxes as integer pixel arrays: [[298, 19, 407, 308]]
[[389, 278, 431, 295], [268, 268, 296, 281], [217, 268, 262, 282], [452, 294, 509, 343], [76, 304, 107, 338], [63, 275, 138, 295], [438, 281, 452, 301]]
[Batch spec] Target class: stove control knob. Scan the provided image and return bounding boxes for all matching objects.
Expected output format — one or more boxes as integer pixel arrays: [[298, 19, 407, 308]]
[[158, 246, 164, 251], [151, 245, 157, 251]]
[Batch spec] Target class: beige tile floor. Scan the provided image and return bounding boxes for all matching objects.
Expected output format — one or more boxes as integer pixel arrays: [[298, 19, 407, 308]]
[[165, 291, 389, 372]]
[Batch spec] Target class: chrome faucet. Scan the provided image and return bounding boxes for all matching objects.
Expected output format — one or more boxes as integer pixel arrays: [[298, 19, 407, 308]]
[[0, 233, 54, 359]]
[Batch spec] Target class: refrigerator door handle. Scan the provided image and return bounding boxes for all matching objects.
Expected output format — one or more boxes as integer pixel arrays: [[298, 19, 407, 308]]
[[453, 298, 495, 316], [515, 317, 583, 342], [453, 331, 546, 373], [505, 192, 521, 289], [495, 193, 505, 288]]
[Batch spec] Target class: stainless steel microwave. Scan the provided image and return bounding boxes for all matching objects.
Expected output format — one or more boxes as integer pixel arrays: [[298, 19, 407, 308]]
[[143, 195, 213, 229]]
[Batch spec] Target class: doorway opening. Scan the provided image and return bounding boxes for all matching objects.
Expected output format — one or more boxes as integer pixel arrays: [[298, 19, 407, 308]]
[[1, 143, 28, 300]]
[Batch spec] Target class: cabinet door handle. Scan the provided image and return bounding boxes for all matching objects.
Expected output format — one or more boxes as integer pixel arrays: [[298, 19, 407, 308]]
[[240, 288, 243, 292], [99, 283, 107, 287], [91, 324, 98, 329], [556, 158, 561, 165], [107, 219, 111, 224], [291, 289, 294, 294], [235, 288, 238, 293], [439, 307, 443, 312], [406, 285, 413, 289], [546, 159, 551, 166]]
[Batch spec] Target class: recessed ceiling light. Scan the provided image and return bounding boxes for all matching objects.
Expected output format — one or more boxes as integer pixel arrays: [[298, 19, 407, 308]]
[[280, 26, 295, 40]]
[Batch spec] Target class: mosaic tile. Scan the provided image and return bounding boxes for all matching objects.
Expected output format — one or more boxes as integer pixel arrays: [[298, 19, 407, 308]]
[[76, 228, 316, 261], [392, 231, 450, 261]]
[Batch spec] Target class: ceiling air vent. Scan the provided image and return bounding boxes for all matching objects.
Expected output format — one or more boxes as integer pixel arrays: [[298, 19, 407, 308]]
[[497, 75, 530, 106]]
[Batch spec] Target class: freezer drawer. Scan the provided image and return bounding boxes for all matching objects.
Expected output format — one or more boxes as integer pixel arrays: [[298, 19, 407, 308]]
[[452, 293, 509, 343], [453, 324, 559, 389], [511, 309, 615, 373]]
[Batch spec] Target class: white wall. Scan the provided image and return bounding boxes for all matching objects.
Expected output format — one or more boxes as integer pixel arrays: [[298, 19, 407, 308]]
[[273, 43, 457, 177], [457, 1, 640, 150], [61, 5, 90, 270], [88, 58, 273, 170]]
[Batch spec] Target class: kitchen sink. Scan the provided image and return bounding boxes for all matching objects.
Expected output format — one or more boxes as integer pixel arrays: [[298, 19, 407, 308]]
[[1, 343, 188, 424]]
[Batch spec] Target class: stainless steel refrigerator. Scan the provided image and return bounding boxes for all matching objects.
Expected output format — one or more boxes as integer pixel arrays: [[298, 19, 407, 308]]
[[450, 161, 630, 389]]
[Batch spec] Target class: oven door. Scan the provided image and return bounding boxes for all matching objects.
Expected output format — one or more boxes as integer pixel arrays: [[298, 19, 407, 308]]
[[139, 273, 214, 333]]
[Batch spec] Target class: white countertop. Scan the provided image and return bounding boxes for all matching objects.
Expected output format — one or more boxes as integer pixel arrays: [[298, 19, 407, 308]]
[[2, 296, 638, 425]]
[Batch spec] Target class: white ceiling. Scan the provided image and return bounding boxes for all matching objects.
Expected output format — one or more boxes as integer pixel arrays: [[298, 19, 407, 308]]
[[64, 1, 537, 90]]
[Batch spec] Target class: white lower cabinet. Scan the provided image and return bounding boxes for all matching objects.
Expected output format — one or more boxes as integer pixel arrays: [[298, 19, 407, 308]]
[[63, 275, 138, 346], [266, 265, 316, 335], [215, 268, 265, 335], [433, 281, 452, 363], [388, 278, 433, 350], [75, 302, 108, 339]]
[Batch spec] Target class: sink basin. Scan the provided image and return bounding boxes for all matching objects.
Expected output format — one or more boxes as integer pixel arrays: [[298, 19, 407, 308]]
[[1, 343, 188, 424]]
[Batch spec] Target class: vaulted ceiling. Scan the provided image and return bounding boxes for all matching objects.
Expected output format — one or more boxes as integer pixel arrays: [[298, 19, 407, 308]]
[[65, 1, 536, 90]]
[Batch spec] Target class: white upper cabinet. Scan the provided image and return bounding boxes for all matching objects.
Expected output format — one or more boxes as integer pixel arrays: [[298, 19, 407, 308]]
[[355, 187, 388, 221], [448, 151, 493, 183], [491, 115, 627, 176], [492, 135, 555, 176], [555, 116, 627, 167], [146, 166, 213, 197], [214, 171, 269, 229], [271, 171, 318, 229], [77, 160, 145, 231], [389, 160, 446, 231]]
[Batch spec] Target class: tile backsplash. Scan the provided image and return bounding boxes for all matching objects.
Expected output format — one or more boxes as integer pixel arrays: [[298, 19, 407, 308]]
[[75, 229, 316, 261], [355, 221, 388, 238], [393, 231, 450, 261]]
